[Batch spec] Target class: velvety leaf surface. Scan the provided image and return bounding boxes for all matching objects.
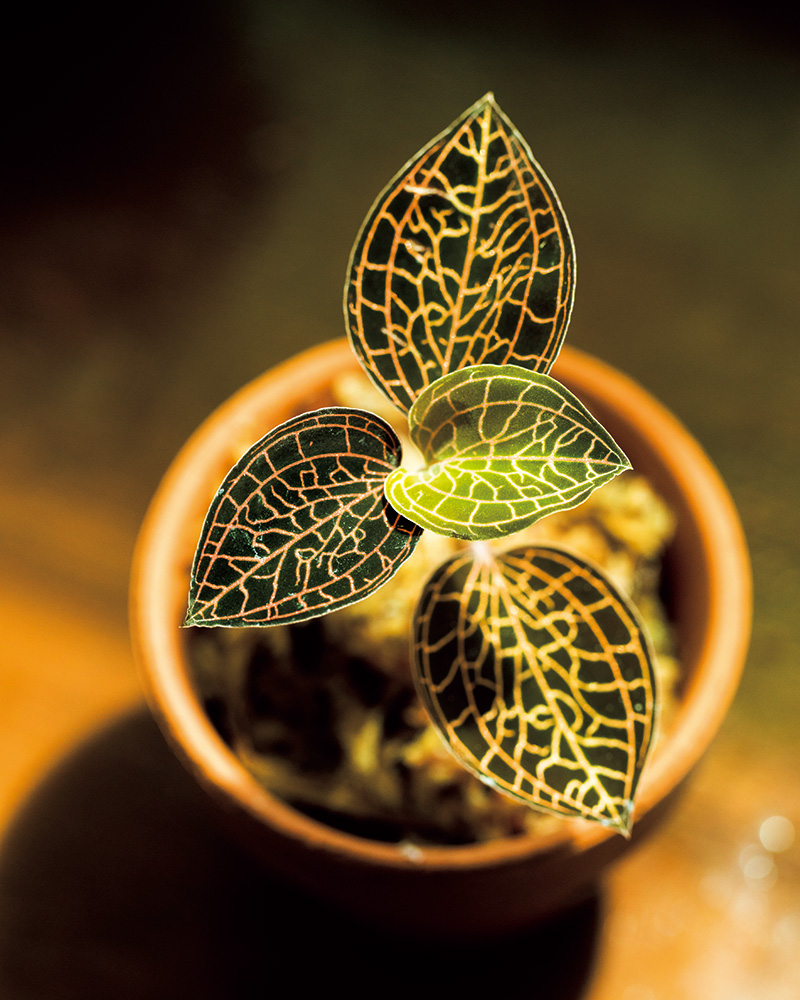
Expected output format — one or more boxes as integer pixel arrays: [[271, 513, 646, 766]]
[[344, 92, 575, 413], [412, 544, 657, 834], [384, 365, 630, 539], [185, 408, 422, 626]]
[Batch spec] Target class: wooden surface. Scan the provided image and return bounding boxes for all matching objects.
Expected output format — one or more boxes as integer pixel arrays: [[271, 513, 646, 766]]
[[1, 2, 799, 996]]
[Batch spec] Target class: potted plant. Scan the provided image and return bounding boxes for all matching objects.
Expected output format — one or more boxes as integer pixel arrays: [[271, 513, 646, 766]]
[[130, 94, 751, 938]]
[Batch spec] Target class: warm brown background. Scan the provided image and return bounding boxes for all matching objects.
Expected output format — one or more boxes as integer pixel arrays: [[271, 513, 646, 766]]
[[1, 2, 798, 996]]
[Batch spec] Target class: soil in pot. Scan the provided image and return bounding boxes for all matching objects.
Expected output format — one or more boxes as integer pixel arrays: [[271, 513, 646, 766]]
[[185, 365, 681, 847]]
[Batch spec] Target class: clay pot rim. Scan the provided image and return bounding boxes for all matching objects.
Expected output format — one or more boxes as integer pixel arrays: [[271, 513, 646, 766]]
[[130, 338, 751, 872]]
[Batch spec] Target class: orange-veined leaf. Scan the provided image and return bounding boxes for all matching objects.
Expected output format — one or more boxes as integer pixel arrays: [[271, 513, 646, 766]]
[[412, 544, 657, 835], [185, 408, 422, 627], [344, 92, 575, 413]]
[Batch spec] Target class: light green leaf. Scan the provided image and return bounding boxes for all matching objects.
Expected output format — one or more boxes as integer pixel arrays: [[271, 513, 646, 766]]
[[412, 544, 657, 835], [384, 365, 630, 539]]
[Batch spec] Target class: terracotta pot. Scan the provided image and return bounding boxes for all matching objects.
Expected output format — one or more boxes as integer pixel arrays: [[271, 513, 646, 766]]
[[130, 339, 751, 939]]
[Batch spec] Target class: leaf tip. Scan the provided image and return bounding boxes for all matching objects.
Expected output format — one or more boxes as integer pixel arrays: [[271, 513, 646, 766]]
[[182, 602, 201, 628], [608, 800, 635, 839]]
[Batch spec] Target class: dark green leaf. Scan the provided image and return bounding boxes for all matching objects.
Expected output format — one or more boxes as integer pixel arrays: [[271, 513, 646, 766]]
[[185, 408, 422, 626], [412, 544, 657, 835], [385, 364, 630, 539], [344, 92, 575, 413]]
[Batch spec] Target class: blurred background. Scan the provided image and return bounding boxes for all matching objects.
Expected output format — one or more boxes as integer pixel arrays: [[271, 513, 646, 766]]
[[0, 1, 798, 996]]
